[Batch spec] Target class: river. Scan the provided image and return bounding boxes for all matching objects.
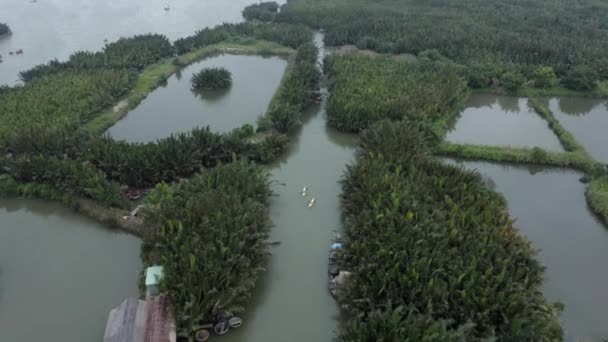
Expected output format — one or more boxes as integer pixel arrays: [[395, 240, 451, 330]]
[[0, 199, 141, 341], [0, 0, 286, 85], [449, 159, 608, 341]]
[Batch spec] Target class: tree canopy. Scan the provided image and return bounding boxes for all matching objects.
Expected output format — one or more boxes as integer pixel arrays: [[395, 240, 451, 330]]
[[191, 67, 232, 90]]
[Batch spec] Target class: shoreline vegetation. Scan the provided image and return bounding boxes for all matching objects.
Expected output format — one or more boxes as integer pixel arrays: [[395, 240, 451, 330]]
[[3, 1, 608, 341], [0, 23, 9, 36], [0, 19, 321, 341]]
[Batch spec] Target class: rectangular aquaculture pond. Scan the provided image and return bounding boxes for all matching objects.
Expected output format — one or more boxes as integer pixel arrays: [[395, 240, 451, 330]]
[[446, 94, 563, 151], [548, 97, 608, 164], [107, 54, 288, 142]]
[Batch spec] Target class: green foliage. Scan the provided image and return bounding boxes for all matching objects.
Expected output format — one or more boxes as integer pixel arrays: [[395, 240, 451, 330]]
[[0, 69, 134, 155], [144, 161, 272, 335], [243, 2, 279, 21], [528, 98, 588, 153], [87, 127, 253, 187], [19, 34, 174, 81], [174, 22, 312, 54], [258, 42, 320, 133], [278, 0, 608, 83], [1, 155, 126, 207], [500, 71, 525, 91], [339, 120, 563, 341], [437, 143, 595, 171], [532, 66, 558, 89], [191, 67, 232, 90], [586, 178, 608, 225], [561, 65, 598, 91], [0, 23, 10, 36], [325, 54, 467, 132]]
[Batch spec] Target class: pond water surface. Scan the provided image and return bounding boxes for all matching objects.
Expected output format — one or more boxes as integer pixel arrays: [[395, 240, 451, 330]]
[[0, 199, 141, 341], [449, 159, 608, 341], [446, 93, 563, 151], [107, 55, 287, 142], [548, 97, 608, 164], [0, 0, 285, 85]]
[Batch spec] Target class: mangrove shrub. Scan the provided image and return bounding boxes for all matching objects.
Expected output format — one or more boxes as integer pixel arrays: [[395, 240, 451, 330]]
[[0, 23, 10, 36], [242, 2, 279, 21], [191, 67, 232, 90], [325, 54, 467, 132]]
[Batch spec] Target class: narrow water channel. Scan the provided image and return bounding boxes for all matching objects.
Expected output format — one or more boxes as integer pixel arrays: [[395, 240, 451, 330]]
[[448, 159, 608, 341], [219, 33, 357, 342], [0, 199, 141, 341], [0, 0, 286, 85], [446, 93, 563, 151], [108, 55, 287, 142], [547, 97, 608, 164]]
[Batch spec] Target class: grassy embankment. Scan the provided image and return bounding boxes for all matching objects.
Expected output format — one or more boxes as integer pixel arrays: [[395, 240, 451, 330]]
[[437, 98, 608, 225]]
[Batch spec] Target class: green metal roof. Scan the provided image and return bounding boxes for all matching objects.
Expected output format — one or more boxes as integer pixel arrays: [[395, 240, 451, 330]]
[[145, 266, 164, 286]]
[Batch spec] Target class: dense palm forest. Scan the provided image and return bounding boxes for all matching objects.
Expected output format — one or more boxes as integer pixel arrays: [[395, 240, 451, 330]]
[[325, 54, 467, 132], [142, 161, 272, 336], [0, 22, 9, 36], [248, 0, 608, 92], [338, 120, 563, 340]]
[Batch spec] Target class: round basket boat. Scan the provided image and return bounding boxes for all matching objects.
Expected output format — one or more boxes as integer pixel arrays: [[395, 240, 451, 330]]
[[195, 329, 210, 342], [228, 316, 242, 328]]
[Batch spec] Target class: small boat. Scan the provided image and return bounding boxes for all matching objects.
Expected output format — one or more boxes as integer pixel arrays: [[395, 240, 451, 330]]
[[308, 197, 316, 208], [164, 5, 170, 11], [301, 186, 307, 196], [15, 49, 23, 55], [195, 329, 210, 341], [228, 316, 242, 328]]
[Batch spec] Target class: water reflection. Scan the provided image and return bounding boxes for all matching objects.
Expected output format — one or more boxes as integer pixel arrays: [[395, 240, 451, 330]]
[[446, 93, 563, 151], [549, 97, 608, 163], [107, 54, 287, 142]]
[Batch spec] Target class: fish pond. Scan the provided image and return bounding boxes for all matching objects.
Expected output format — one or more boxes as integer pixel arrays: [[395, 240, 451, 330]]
[[107, 54, 288, 142], [0, 199, 141, 341], [547, 97, 608, 164], [446, 93, 563, 151], [448, 159, 608, 341]]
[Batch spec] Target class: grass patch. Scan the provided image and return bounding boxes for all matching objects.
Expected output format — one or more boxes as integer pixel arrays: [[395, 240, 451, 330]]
[[587, 178, 608, 224], [436, 143, 595, 171], [528, 98, 590, 154], [81, 40, 294, 135]]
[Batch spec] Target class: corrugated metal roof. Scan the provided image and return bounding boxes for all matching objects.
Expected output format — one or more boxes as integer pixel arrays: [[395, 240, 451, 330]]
[[104, 295, 175, 342], [103, 298, 147, 342]]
